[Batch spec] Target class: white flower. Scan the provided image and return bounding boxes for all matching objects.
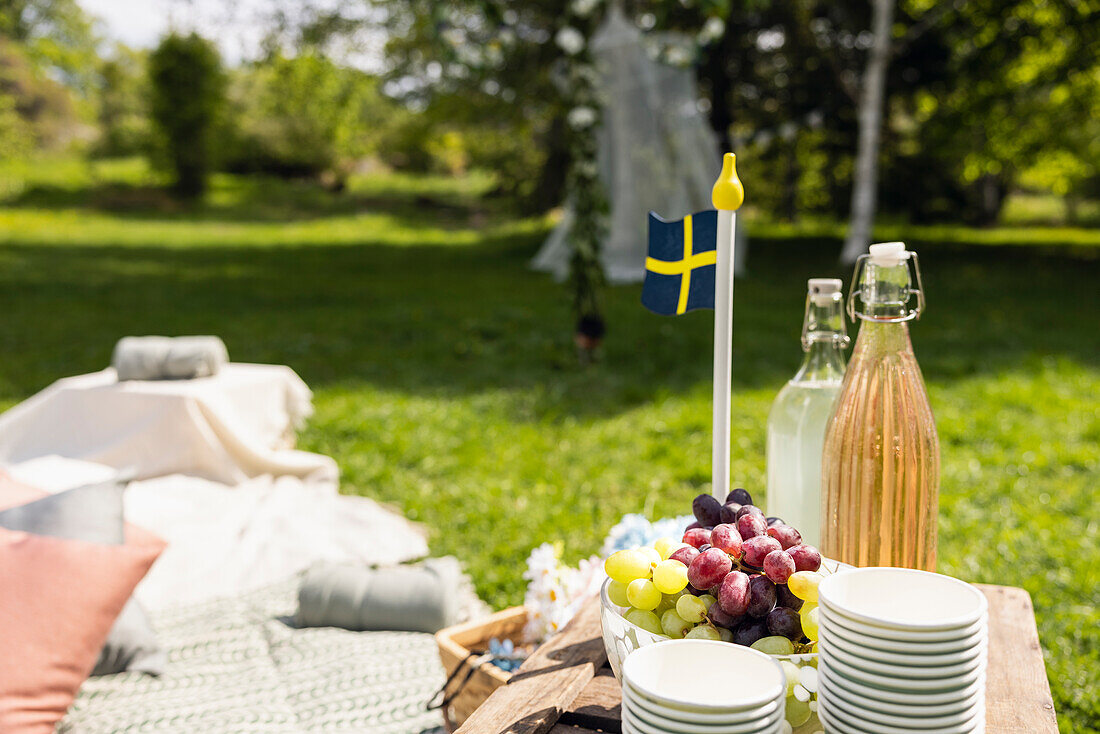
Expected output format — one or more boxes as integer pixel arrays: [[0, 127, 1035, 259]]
[[700, 17, 725, 43], [600, 513, 694, 556], [567, 106, 598, 129], [571, 0, 601, 17], [441, 28, 466, 47], [556, 26, 586, 55], [665, 45, 692, 66]]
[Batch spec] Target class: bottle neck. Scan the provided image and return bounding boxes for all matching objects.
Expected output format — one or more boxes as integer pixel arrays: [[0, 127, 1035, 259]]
[[793, 340, 847, 383], [855, 260, 918, 322], [794, 294, 848, 384]]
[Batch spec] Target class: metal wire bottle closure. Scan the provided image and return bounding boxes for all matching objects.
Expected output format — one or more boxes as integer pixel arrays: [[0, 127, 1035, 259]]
[[846, 252, 926, 323]]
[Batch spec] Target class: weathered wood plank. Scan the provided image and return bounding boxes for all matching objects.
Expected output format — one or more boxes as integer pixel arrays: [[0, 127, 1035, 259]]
[[977, 584, 1058, 733], [559, 668, 621, 733], [456, 598, 607, 734]]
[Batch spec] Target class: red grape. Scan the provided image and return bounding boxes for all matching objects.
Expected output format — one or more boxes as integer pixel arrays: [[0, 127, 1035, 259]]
[[668, 545, 699, 566], [685, 520, 702, 531], [763, 549, 796, 583], [710, 523, 743, 559], [735, 504, 765, 521], [707, 601, 741, 629], [732, 618, 769, 646], [765, 516, 785, 528], [737, 513, 768, 540], [788, 544, 823, 572], [742, 535, 782, 567], [767, 524, 802, 550], [692, 494, 723, 526], [726, 488, 753, 506], [775, 583, 804, 611], [687, 548, 732, 590], [767, 606, 804, 640], [682, 527, 711, 549], [719, 503, 739, 524], [718, 570, 751, 616], [746, 575, 776, 617]]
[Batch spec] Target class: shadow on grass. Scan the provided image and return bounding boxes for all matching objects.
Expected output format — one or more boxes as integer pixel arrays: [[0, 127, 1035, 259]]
[[0, 230, 1095, 421], [5, 176, 497, 227]]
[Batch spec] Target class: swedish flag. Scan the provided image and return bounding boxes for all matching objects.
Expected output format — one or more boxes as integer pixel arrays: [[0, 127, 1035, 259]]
[[642, 209, 719, 316]]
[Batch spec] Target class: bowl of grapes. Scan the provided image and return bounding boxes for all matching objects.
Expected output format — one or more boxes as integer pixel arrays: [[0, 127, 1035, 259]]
[[600, 488, 849, 733]]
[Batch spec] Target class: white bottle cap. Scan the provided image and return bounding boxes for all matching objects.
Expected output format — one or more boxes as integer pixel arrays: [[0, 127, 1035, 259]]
[[808, 278, 843, 306], [868, 242, 910, 267]]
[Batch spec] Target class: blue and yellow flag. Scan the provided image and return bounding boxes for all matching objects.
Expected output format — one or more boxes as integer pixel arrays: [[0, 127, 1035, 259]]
[[642, 209, 718, 315]]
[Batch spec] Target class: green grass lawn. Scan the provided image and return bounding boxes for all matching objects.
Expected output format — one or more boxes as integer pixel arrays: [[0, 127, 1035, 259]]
[[1, 159, 1097, 732]]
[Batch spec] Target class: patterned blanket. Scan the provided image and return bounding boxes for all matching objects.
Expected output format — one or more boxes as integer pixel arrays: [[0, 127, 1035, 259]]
[[60, 577, 448, 734]]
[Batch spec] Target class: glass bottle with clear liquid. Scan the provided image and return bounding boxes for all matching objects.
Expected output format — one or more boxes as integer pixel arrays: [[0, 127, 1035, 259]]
[[766, 279, 849, 547], [822, 242, 939, 570]]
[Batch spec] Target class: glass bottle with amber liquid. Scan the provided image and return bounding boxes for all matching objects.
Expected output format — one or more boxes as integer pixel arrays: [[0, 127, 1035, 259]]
[[821, 242, 939, 570]]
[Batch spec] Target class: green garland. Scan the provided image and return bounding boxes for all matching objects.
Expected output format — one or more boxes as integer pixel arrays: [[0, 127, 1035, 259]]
[[557, 8, 609, 336]]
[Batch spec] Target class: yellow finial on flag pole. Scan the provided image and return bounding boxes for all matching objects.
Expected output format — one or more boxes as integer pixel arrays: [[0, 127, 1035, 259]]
[[711, 152, 745, 211]]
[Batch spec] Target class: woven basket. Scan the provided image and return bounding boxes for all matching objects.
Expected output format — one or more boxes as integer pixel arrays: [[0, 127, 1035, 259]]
[[434, 606, 528, 729]]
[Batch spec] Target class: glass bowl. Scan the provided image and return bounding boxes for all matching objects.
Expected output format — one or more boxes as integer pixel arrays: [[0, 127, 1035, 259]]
[[600, 558, 849, 734]]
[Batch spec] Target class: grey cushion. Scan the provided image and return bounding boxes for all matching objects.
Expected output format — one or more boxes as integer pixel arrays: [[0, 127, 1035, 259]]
[[297, 557, 462, 634], [0, 478, 166, 676]]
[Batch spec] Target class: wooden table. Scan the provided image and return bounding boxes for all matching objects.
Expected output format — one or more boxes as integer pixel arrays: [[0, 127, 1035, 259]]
[[457, 585, 1057, 734]]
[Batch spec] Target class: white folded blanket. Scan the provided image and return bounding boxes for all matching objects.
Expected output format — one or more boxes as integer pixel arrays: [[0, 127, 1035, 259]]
[[112, 336, 229, 381]]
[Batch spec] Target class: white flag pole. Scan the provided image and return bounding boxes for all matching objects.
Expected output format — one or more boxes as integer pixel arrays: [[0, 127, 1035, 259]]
[[711, 153, 744, 500]]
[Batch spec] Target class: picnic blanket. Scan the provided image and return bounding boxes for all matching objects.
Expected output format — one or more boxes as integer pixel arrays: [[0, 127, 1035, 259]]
[[58, 575, 452, 734], [6, 456, 429, 611]]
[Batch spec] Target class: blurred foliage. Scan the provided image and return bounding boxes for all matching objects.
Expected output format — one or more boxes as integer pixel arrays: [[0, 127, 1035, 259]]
[[94, 45, 151, 158], [221, 52, 389, 185], [0, 37, 84, 150], [3, 0, 1096, 218], [0, 0, 99, 95], [376, 0, 1098, 224], [148, 33, 226, 197]]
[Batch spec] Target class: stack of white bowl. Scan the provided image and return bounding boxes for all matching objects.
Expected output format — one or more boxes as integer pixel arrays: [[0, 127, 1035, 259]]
[[620, 640, 787, 734], [816, 567, 989, 734]]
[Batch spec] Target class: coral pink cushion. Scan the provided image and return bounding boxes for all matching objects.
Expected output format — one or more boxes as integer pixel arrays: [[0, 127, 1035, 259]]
[[0, 474, 163, 733]]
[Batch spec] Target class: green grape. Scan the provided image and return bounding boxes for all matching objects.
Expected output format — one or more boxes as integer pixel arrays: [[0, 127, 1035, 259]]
[[750, 635, 795, 656], [607, 580, 631, 607], [655, 593, 678, 615], [660, 609, 693, 638], [624, 608, 663, 635], [627, 578, 662, 611], [780, 661, 801, 695], [652, 560, 689, 594], [788, 571, 823, 602], [604, 549, 652, 583], [717, 626, 735, 643], [685, 624, 721, 641], [698, 593, 718, 610], [785, 696, 812, 727], [676, 594, 708, 623], [801, 604, 820, 641], [639, 546, 662, 567], [653, 537, 679, 560]]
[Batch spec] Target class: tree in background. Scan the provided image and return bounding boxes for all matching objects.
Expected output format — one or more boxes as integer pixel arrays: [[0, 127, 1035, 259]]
[[148, 33, 226, 197], [95, 44, 151, 157], [222, 51, 388, 186]]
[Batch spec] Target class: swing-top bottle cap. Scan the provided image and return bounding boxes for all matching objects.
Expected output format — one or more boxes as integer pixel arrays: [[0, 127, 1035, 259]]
[[868, 242, 910, 267], [808, 278, 843, 306]]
